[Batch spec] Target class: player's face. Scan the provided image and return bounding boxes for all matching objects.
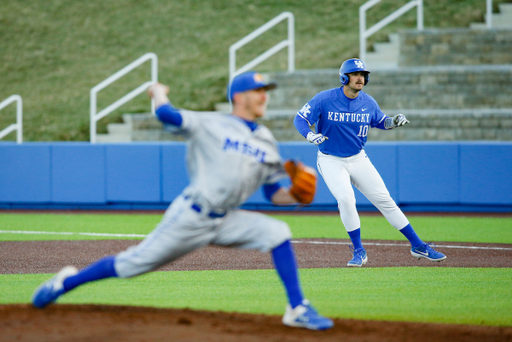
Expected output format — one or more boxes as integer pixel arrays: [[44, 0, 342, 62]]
[[347, 72, 366, 92], [241, 88, 268, 119]]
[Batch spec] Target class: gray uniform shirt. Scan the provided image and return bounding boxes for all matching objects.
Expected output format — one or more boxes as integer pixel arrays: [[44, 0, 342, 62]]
[[114, 109, 293, 278], [177, 110, 286, 212]]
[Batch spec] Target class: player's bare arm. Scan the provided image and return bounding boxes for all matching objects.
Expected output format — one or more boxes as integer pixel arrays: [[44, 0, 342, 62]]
[[147, 83, 170, 108], [271, 188, 300, 205]]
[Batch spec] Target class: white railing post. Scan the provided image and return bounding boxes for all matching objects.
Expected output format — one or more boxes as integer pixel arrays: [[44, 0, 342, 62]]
[[229, 12, 295, 82], [417, 0, 424, 30], [288, 14, 295, 72], [0, 95, 23, 143], [359, 0, 423, 62], [90, 52, 158, 143], [486, 0, 493, 29]]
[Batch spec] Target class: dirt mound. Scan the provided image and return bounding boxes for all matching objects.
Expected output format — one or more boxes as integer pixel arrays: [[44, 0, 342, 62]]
[[1, 304, 511, 342]]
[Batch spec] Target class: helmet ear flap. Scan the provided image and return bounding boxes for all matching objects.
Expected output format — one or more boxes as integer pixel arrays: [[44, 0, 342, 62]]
[[364, 73, 369, 85], [340, 74, 349, 85]]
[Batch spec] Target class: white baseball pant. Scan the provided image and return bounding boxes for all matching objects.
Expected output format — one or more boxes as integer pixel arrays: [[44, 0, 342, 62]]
[[317, 150, 409, 232], [114, 195, 292, 278]]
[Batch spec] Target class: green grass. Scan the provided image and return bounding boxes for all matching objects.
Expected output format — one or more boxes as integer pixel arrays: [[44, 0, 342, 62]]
[[1, 213, 511, 243], [2, 268, 511, 326], [281, 215, 512, 243], [1, 212, 511, 326], [1, 0, 507, 141], [0, 213, 159, 240]]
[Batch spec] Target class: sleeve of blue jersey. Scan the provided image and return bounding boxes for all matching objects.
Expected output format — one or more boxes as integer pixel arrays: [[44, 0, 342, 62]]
[[155, 103, 183, 127], [375, 115, 389, 130], [262, 181, 283, 202], [369, 99, 388, 130], [293, 115, 312, 139]]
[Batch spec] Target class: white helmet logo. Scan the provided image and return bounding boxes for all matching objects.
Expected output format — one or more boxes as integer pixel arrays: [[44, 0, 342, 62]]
[[355, 60, 364, 69]]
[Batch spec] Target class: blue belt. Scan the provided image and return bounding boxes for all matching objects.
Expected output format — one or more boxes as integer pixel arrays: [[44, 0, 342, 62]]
[[187, 200, 226, 218]]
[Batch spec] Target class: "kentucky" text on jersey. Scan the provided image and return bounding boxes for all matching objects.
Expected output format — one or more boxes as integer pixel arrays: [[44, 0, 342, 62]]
[[328, 112, 370, 123]]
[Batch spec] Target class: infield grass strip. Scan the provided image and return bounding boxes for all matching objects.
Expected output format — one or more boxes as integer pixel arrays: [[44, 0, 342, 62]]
[[1, 213, 511, 244], [0, 214, 159, 241], [2, 268, 511, 326]]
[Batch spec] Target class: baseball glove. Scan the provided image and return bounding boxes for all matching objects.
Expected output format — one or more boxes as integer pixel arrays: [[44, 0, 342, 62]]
[[284, 160, 317, 204]]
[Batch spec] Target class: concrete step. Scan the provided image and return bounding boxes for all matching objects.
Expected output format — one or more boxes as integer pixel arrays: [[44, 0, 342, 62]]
[[399, 28, 512, 66], [96, 133, 132, 143], [106, 122, 131, 135], [267, 65, 512, 110], [214, 102, 231, 113], [499, 3, 512, 14], [471, 3, 512, 29], [364, 33, 399, 70]]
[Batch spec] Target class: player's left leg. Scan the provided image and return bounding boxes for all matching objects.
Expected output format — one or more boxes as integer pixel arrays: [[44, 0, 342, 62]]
[[32, 195, 215, 308], [350, 151, 446, 262], [317, 151, 366, 266], [213, 210, 334, 330]]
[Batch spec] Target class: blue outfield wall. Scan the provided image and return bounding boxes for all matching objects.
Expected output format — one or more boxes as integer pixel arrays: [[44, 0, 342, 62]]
[[0, 141, 511, 212]]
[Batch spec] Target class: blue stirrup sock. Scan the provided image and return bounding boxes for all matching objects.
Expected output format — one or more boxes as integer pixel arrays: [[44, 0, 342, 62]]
[[347, 228, 364, 250], [63, 256, 118, 292], [271, 240, 304, 308], [399, 224, 423, 248]]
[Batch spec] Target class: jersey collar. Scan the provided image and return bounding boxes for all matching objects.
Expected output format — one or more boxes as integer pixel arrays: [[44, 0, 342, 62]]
[[235, 116, 259, 131], [339, 86, 362, 102]]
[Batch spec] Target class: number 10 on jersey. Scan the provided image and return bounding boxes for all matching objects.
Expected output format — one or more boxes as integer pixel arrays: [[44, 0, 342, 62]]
[[357, 125, 369, 137]]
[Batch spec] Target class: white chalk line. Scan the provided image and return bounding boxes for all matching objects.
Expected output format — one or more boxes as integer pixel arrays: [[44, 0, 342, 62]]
[[291, 240, 512, 251], [1, 230, 511, 251], [0, 230, 147, 238]]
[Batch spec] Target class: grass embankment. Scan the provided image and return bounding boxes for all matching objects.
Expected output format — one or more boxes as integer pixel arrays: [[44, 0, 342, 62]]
[[0, 0, 501, 141]]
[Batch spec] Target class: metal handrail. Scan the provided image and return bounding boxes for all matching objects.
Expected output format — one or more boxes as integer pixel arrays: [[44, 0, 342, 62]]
[[229, 12, 294, 81], [359, 0, 423, 62], [486, 0, 493, 28], [90, 53, 158, 143], [0, 95, 23, 143]]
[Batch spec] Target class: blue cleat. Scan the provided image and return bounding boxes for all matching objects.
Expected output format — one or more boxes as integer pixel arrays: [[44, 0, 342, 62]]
[[32, 266, 78, 308], [282, 299, 334, 330], [347, 245, 367, 267], [411, 243, 447, 262]]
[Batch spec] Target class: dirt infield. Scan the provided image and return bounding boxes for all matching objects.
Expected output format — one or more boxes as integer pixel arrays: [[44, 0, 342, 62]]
[[1, 238, 512, 274], [2, 238, 512, 341]]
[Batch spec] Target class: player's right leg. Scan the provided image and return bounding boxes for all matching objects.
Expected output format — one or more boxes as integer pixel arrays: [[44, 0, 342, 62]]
[[317, 151, 366, 267], [213, 211, 333, 330]]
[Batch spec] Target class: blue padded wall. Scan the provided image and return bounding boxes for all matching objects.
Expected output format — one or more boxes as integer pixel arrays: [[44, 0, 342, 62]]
[[0, 142, 511, 210], [397, 142, 459, 204], [105, 144, 161, 202], [162, 143, 189, 202], [52, 143, 106, 203], [0, 144, 51, 203], [460, 142, 512, 205]]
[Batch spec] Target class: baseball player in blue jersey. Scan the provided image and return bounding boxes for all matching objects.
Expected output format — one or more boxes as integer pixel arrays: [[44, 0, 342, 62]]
[[294, 58, 446, 267], [31, 71, 333, 331]]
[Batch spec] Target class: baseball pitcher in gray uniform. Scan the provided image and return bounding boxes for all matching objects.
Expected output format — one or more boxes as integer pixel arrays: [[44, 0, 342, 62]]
[[32, 71, 334, 331]]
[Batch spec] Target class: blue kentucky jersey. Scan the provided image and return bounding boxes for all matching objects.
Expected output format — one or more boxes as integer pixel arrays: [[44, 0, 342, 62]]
[[297, 87, 387, 157]]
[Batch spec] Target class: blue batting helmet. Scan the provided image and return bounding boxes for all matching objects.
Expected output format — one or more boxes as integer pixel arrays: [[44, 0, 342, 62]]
[[339, 58, 370, 85]]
